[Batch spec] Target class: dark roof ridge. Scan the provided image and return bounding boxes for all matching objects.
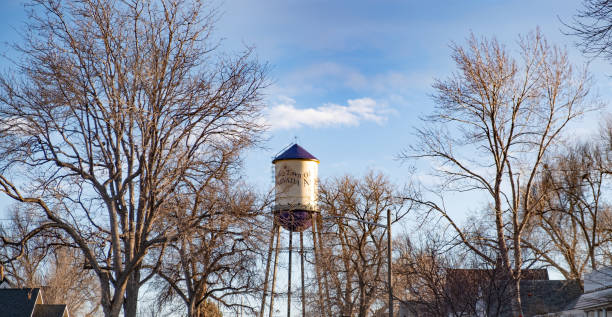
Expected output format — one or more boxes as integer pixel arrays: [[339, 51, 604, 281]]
[[582, 284, 612, 294]]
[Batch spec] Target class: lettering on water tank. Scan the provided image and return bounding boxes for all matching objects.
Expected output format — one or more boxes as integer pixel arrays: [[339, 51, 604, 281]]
[[276, 166, 301, 185], [276, 166, 315, 188], [277, 165, 300, 186]]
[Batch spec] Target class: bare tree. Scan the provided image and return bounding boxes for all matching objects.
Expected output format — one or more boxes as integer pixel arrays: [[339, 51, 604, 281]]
[[404, 30, 594, 315], [524, 141, 612, 280], [0, 0, 267, 316], [153, 181, 268, 317], [0, 208, 49, 289], [0, 207, 101, 316], [43, 247, 102, 317], [566, 0, 612, 58], [315, 171, 410, 317], [394, 234, 514, 317]]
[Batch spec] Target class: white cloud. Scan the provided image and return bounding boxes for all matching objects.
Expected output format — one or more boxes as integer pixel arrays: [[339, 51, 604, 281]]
[[267, 97, 391, 130]]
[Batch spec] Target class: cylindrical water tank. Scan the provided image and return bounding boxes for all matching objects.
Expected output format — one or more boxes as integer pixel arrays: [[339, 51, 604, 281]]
[[272, 144, 319, 232]]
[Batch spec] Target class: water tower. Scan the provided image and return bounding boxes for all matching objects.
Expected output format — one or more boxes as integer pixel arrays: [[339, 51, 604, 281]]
[[259, 144, 328, 317], [272, 143, 319, 231]]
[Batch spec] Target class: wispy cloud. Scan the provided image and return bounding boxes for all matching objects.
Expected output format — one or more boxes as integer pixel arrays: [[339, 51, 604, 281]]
[[267, 97, 391, 130], [273, 62, 437, 99]]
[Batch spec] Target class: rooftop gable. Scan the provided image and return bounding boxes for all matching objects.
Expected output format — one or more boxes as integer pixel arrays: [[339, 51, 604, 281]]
[[32, 304, 69, 317], [0, 288, 41, 317]]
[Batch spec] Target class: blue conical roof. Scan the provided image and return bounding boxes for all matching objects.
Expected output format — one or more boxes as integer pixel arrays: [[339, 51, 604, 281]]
[[272, 144, 319, 163]]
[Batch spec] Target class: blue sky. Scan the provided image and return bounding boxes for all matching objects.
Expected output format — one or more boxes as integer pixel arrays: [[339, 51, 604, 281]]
[[0, 0, 608, 312], [2, 0, 610, 221], [210, 1, 612, 189]]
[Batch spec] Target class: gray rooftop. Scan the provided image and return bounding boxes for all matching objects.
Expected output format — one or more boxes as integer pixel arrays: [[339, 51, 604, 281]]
[[0, 288, 68, 317], [0, 288, 41, 317], [520, 280, 583, 316], [572, 286, 612, 310], [32, 304, 68, 317]]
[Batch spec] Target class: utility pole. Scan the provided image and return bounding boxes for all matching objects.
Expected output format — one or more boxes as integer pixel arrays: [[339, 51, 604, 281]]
[[387, 208, 393, 317]]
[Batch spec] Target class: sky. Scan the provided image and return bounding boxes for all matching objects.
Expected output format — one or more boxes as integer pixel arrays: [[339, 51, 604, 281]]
[[1, 0, 610, 199], [214, 0, 611, 295], [0, 0, 610, 241], [212, 0, 612, 190], [0, 0, 610, 314]]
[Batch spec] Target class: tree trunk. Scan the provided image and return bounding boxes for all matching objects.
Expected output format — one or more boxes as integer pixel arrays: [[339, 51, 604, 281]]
[[494, 186, 522, 317], [358, 278, 366, 317], [123, 270, 140, 317], [188, 299, 196, 317], [512, 213, 524, 317], [100, 273, 124, 317], [511, 277, 523, 317]]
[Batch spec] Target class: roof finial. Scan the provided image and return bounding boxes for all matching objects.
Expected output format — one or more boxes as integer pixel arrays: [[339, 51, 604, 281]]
[[293, 135, 299, 145]]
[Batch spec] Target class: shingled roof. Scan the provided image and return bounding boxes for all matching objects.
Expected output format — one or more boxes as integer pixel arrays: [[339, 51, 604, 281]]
[[520, 280, 583, 316], [0, 288, 68, 317], [446, 268, 550, 281], [0, 288, 40, 316], [401, 268, 583, 317], [33, 304, 69, 317]]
